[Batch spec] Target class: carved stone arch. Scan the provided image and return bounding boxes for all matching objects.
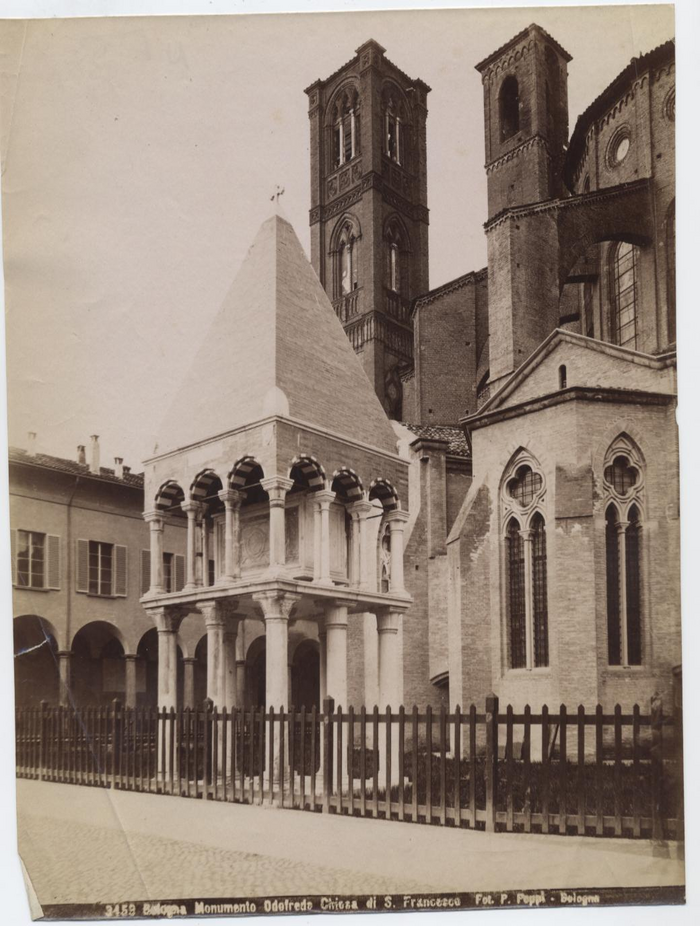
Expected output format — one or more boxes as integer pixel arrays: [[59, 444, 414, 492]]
[[288, 454, 327, 492], [325, 79, 361, 126], [593, 422, 647, 477], [368, 477, 400, 511], [500, 447, 546, 531], [329, 212, 362, 254], [381, 79, 412, 122]]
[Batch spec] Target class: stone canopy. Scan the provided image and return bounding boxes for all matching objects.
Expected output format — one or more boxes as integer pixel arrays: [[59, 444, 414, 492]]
[[156, 215, 398, 456]]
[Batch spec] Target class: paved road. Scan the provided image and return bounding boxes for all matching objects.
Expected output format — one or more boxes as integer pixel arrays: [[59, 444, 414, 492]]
[[17, 779, 684, 909]]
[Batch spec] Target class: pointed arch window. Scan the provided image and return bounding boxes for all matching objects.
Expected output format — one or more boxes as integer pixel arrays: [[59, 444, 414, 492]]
[[603, 440, 644, 667], [503, 458, 548, 670], [331, 88, 360, 170], [385, 220, 407, 296], [334, 220, 360, 298], [610, 241, 639, 349], [499, 75, 520, 142]]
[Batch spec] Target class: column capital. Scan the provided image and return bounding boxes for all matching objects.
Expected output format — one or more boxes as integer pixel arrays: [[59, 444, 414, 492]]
[[218, 488, 244, 509], [376, 610, 402, 635], [253, 590, 301, 623], [385, 507, 410, 526], [519, 527, 534, 542], [311, 489, 337, 511], [260, 475, 294, 504], [143, 509, 166, 527], [181, 500, 202, 518], [348, 499, 373, 519], [123, 653, 141, 662], [182, 656, 197, 666], [57, 650, 72, 659], [199, 599, 240, 628], [616, 520, 631, 534], [148, 605, 185, 634]]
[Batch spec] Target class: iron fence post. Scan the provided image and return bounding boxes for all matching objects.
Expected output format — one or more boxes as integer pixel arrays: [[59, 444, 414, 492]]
[[485, 693, 499, 833], [322, 696, 334, 813]]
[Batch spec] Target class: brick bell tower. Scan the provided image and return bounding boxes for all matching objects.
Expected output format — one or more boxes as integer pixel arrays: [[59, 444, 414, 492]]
[[305, 40, 430, 419], [476, 24, 572, 388], [476, 23, 571, 220]]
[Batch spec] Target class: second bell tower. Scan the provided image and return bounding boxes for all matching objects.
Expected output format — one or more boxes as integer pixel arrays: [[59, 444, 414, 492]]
[[305, 40, 430, 419]]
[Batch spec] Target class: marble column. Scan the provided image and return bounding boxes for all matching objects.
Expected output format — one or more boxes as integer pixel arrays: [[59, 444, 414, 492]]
[[151, 607, 183, 777], [377, 609, 403, 789], [349, 500, 373, 590], [144, 510, 165, 595], [253, 591, 300, 781], [181, 502, 200, 591], [312, 489, 336, 584], [386, 509, 410, 595], [260, 476, 294, 575], [218, 489, 244, 582]]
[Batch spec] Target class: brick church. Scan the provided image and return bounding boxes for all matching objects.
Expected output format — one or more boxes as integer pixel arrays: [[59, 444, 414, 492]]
[[11, 24, 679, 721]]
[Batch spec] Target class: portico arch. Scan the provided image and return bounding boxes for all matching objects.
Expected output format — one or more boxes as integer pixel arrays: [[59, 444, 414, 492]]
[[13, 615, 60, 707], [70, 621, 126, 707]]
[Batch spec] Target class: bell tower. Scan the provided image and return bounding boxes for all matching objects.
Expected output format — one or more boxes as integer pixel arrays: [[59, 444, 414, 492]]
[[476, 23, 571, 220], [305, 40, 430, 419]]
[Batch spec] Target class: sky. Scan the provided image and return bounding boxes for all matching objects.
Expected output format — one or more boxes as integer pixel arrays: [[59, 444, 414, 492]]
[[0, 3, 677, 470]]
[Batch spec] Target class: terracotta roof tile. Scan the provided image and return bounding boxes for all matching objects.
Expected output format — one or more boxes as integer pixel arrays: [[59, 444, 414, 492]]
[[401, 423, 470, 458], [8, 447, 144, 489]]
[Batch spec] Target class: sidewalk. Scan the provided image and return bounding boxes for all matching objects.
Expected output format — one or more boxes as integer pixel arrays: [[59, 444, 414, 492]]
[[17, 779, 684, 908]]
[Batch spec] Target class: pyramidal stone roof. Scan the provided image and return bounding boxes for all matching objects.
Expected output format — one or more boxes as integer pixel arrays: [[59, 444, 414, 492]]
[[155, 215, 399, 456]]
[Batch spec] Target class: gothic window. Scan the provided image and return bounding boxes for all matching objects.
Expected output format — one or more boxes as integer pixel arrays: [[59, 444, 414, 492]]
[[382, 89, 409, 166], [603, 438, 644, 667], [610, 241, 639, 349], [333, 218, 360, 298], [502, 456, 548, 670], [385, 219, 408, 296], [499, 75, 520, 142], [331, 88, 359, 170], [384, 367, 403, 420]]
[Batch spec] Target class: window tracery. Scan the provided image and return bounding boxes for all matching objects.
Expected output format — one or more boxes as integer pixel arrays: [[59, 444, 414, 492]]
[[330, 87, 360, 170], [501, 455, 548, 670], [602, 436, 644, 667]]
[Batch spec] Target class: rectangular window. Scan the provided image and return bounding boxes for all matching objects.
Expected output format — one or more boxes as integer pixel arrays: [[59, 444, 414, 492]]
[[16, 530, 46, 589], [163, 551, 174, 593], [89, 540, 113, 596]]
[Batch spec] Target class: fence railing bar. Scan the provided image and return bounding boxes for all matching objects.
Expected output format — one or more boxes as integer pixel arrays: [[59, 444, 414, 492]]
[[469, 705, 477, 830], [372, 706, 379, 820], [398, 706, 405, 823], [412, 706, 419, 824], [595, 704, 604, 836], [506, 704, 514, 832], [453, 707, 461, 829], [348, 707, 355, 818], [577, 705, 585, 836], [439, 706, 447, 827], [614, 704, 622, 837], [425, 705, 433, 826], [559, 704, 568, 835]]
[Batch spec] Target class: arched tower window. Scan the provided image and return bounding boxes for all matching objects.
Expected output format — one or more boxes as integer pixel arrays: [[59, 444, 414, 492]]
[[385, 218, 409, 297], [502, 456, 548, 670], [381, 86, 410, 167], [603, 438, 644, 667], [609, 241, 639, 349], [332, 217, 360, 300], [499, 75, 520, 142], [331, 87, 360, 170]]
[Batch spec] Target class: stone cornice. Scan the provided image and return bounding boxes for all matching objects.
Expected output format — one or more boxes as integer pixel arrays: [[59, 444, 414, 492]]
[[462, 386, 676, 433], [485, 134, 553, 175], [475, 24, 571, 82], [413, 267, 488, 313], [484, 178, 650, 233], [310, 171, 429, 226], [143, 413, 406, 470]]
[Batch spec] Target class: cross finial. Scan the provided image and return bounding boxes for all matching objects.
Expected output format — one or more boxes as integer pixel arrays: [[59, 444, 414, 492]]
[[270, 185, 285, 210]]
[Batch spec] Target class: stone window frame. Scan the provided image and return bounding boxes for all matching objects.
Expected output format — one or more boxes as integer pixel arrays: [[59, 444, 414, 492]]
[[601, 435, 647, 669], [330, 214, 362, 300], [327, 83, 360, 172], [500, 453, 550, 673], [605, 124, 632, 170]]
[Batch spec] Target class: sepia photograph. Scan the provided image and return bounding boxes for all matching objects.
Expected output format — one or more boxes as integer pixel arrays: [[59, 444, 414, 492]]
[[0, 0, 694, 921]]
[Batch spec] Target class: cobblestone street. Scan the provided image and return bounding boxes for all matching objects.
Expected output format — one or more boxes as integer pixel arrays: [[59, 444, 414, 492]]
[[17, 779, 684, 911]]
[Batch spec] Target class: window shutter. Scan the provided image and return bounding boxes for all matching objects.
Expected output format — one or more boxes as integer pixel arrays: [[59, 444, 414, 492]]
[[46, 535, 61, 589], [141, 549, 150, 596], [76, 539, 89, 593], [114, 545, 127, 597], [174, 554, 185, 592], [10, 529, 17, 586]]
